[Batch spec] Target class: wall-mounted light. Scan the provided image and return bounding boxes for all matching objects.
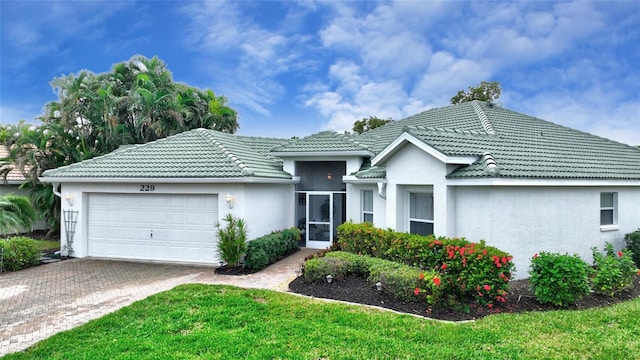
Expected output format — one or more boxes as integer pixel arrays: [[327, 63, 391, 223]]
[[225, 193, 234, 209], [64, 192, 74, 206], [327, 172, 333, 180]]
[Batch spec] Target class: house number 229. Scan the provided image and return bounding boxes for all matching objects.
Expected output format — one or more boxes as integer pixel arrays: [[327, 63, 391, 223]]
[[139, 184, 155, 192]]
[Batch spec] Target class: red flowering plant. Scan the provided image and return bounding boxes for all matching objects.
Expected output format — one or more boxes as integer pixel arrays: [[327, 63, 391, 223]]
[[336, 222, 515, 309], [413, 272, 445, 305]]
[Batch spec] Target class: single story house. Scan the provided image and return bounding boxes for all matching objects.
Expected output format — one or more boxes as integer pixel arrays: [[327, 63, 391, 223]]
[[40, 101, 640, 278]]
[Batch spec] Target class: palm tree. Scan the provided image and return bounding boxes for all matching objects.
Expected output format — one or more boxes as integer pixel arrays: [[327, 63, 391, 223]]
[[0, 194, 37, 236]]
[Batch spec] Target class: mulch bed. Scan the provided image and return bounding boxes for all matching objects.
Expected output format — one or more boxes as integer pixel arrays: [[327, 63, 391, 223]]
[[289, 275, 640, 321]]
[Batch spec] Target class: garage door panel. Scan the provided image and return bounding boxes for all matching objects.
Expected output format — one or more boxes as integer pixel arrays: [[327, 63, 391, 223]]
[[88, 194, 219, 264]]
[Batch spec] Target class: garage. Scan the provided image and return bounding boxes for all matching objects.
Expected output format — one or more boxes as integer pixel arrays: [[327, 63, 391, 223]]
[[88, 193, 219, 264]]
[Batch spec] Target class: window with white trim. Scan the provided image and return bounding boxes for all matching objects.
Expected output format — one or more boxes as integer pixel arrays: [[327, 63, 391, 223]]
[[408, 192, 434, 236], [362, 190, 374, 223], [600, 192, 617, 226]]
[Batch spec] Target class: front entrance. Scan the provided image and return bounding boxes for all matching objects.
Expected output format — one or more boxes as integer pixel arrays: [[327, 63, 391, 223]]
[[294, 161, 347, 249], [306, 192, 333, 248], [296, 191, 346, 249]]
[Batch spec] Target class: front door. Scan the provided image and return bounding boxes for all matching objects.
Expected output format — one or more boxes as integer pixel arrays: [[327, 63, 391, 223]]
[[306, 192, 333, 249]]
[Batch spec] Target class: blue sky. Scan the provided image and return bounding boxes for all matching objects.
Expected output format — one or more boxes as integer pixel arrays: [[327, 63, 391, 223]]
[[1, 0, 638, 145]]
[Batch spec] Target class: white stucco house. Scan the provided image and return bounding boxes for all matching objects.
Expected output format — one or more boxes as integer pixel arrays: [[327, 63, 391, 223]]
[[40, 101, 640, 278]]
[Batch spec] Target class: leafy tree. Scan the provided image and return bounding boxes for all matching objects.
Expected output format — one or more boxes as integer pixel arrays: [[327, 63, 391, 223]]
[[0, 194, 37, 236], [352, 116, 394, 134], [450, 81, 502, 104], [3, 55, 239, 232]]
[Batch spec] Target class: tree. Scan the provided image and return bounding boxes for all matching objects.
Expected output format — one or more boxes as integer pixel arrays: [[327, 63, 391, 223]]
[[352, 116, 394, 134], [4, 55, 239, 232], [0, 194, 37, 236], [450, 81, 502, 104]]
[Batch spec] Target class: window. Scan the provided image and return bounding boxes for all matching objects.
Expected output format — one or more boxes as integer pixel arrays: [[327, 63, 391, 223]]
[[362, 190, 374, 223], [409, 192, 434, 236], [600, 192, 617, 226]]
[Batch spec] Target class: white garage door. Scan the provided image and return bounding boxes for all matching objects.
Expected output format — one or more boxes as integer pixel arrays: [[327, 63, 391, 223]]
[[88, 193, 219, 264]]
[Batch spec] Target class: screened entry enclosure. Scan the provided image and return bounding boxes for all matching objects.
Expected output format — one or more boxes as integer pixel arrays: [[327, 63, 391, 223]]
[[295, 161, 347, 248]]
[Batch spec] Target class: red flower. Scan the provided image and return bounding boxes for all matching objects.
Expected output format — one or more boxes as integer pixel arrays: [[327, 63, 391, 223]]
[[419, 273, 425, 280], [433, 277, 441, 286], [483, 284, 491, 291], [414, 288, 420, 296], [501, 257, 508, 264], [441, 263, 448, 270], [487, 303, 493, 309], [533, 253, 538, 259], [482, 249, 488, 256], [618, 251, 623, 257]]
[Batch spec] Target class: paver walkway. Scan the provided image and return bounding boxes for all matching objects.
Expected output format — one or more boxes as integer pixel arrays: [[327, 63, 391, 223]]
[[0, 248, 316, 356]]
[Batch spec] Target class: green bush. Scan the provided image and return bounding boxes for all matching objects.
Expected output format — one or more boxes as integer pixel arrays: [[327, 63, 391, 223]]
[[244, 228, 300, 271], [624, 229, 640, 268], [216, 213, 248, 268], [336, 222, 515, 308], [528, 252, 591, 307], [303, 251, 441, 303], [0, 236, 41, 272], [591, 243, 637, 297]]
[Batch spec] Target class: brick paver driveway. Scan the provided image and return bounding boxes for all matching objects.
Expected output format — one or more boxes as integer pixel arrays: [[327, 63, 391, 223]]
[[0, 250, 313, 356], [0, 259, 208, 355]]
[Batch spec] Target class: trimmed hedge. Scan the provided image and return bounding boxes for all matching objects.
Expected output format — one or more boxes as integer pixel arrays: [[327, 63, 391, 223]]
[[304, 251, 441, 303], [336, 221, 515, 308], [625, 228, 640, 268], [529, 252, 590, 306], [244, 228, 300, 271], [0, 236, 40, 272]]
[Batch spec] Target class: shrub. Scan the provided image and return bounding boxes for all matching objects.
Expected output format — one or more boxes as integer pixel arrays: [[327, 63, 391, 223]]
[[336, 222, 515, 308], [591, 243, 637, 297], [0, 236, 40, 272], [244, 228, 300, 271], [528, 252, 591, 307], [624, 229, 640, 268], [303, 251, 440, 303], [216, 213, 248, 268]]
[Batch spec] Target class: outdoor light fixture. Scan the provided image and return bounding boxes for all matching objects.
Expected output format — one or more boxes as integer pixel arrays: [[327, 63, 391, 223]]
[[326, 275, 333, 283], [327, 172, 333, 180], [376, 282, 383, 291], [225, 194, 234, 209], [64, 192, 74, 206]]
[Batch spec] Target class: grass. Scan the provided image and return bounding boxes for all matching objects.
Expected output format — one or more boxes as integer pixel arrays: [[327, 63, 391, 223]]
[[31, 240, 59, 251], [5, 284, 640, 359]]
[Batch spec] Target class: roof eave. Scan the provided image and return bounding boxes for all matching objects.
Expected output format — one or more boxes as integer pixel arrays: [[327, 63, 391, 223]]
[[270, 150, 373, 157], [39, 176, 300, 184], [446, 178, 640, 187]]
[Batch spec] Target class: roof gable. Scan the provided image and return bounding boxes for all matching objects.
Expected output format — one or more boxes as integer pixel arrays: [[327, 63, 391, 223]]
[[354, 101, 640, 180]]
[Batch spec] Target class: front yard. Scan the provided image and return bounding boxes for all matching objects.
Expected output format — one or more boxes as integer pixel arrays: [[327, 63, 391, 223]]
[[5, 284, 640, 359]]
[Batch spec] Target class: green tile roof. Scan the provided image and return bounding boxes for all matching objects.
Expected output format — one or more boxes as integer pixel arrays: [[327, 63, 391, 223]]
[[271, 131, 372, 154], [41, 129, 292, 179], [357, 101, 640, 180], [41, 101, 640, 181]]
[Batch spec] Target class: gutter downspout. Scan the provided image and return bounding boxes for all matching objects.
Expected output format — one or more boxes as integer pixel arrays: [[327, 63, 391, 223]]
[[377, 181, 386, 199], [51, 182, 62, 198]]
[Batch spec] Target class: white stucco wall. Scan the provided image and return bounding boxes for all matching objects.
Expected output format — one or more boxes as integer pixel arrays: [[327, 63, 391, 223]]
[[383, 144, 449, 235], [58, 181, 294, 259], [347, 183, 386, 227], [454, 186, 640, 279]]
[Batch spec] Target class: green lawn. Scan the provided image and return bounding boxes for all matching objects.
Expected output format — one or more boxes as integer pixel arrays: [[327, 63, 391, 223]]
[[31, 239, 59, 251], [5, 284, 640, 359]]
